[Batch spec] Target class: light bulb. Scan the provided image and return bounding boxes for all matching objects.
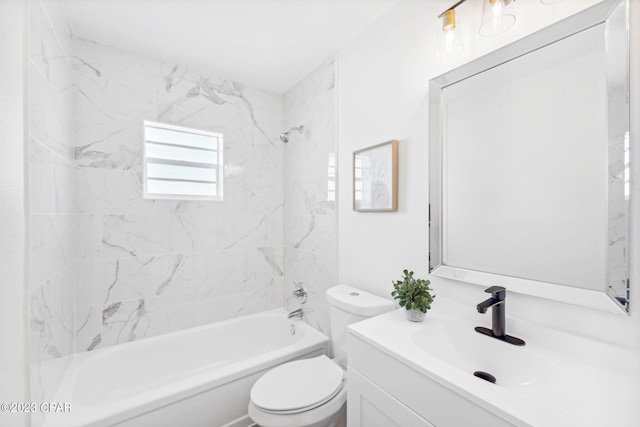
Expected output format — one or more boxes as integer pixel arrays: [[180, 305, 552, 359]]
[[445, 31, 455, 53], [492, 0, 505, 17], [436, 9, 464, 57]]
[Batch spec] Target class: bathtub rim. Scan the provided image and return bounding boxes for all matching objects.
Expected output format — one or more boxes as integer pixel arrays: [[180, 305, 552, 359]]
[[45, 308, 329, 427]]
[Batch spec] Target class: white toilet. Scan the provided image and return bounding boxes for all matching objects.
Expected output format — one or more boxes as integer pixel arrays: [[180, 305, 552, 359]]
[[248, 284, 395, 427]]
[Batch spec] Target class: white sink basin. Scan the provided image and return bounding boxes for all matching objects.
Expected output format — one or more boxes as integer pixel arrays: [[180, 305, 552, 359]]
[[347, 302, 640, 427], [412, 320, 561, 392]]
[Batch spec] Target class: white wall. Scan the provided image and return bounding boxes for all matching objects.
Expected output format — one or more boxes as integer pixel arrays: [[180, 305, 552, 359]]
[[0, 1, 29, 426], [338, 0, 640, 351], [338, 0, 430, 292]]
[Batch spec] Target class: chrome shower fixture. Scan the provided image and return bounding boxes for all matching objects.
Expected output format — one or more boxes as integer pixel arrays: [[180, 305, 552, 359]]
[[280, 125, 304, 143]]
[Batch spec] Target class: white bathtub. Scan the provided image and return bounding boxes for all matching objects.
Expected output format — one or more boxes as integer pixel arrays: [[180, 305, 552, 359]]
[[44, 309, 328, 427]]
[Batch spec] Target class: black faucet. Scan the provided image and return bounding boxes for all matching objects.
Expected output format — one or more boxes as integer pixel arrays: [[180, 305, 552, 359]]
[[475, 286, 525, 346]]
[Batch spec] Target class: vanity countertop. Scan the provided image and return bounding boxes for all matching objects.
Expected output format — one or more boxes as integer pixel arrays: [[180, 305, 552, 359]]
[[348, 301, 640, 427]]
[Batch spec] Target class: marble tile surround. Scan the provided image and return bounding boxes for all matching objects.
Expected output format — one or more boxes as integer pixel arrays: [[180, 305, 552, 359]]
[[28, 17, 338, 424], [71, 37, 285, 352], [27, 0, 75, 424], [283, 57, 338, 336]]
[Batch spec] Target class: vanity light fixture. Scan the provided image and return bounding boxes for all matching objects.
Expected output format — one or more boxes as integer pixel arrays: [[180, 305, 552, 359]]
[[436, 0, 467, 57], [479, 0, 517, 37]]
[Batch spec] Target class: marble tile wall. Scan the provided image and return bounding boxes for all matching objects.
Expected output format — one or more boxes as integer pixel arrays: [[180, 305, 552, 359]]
[[71, 37, 285, 352], [28, 6, 335, 389], [27, 0, 75, 424], [282, 57, 338, 335]]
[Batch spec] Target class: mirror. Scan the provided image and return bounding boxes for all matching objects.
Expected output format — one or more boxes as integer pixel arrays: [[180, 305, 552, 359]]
[[429, 0, 629, 313]]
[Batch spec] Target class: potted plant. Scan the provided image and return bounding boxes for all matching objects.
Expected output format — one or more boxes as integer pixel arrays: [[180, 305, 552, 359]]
[[391, 269, 435, 322]]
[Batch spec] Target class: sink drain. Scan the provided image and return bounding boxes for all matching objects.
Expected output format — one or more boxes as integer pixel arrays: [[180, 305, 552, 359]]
[[473, 371, 496, 384]]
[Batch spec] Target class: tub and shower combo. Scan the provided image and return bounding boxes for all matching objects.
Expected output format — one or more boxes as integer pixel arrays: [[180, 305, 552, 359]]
[[45, 309, 328, 427]]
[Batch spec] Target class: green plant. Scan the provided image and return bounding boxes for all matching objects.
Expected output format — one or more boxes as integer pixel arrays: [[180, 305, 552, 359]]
[[391, 269, 435, 313]]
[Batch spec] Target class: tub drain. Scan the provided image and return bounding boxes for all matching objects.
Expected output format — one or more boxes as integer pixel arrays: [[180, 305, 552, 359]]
[[473, 371, 496, 384]]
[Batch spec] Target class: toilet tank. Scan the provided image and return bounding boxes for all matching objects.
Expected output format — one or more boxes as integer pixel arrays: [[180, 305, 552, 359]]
[[325, 285, 395, 367]]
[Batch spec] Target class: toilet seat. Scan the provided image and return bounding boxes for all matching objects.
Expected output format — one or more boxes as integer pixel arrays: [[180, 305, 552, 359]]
[[250, 355, 344, 414], [248, 386, 347, 427]]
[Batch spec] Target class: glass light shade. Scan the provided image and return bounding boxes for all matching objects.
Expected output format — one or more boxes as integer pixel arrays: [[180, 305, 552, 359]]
[[436, 9, 465, 57], [479, 0, 516, 37]]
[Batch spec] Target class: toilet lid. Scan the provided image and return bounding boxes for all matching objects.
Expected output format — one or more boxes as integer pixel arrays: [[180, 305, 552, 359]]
[[250, 355, 344, 413]]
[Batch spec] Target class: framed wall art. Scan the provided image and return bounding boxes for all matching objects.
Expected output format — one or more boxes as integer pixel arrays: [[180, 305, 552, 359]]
[[353, 139, 398, 212]]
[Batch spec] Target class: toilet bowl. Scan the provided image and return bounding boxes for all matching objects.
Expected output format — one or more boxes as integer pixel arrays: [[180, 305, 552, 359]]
[[248, 355, 346, 427], [248, 285, 395, 427]]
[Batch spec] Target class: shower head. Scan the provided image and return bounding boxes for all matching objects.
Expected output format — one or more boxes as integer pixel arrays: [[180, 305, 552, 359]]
[[280, 125, 304, 143]]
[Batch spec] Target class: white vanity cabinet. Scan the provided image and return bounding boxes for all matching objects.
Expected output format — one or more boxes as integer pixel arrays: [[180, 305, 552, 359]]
[[348, 368, 434, 427], [347, 334, 516, 427]]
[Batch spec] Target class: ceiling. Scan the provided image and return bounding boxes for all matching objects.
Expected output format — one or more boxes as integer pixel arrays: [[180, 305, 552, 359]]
[[62, 0, 401, 94]]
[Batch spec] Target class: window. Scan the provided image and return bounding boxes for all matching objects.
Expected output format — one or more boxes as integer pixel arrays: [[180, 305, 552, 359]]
[[143, 121, 223, 200]]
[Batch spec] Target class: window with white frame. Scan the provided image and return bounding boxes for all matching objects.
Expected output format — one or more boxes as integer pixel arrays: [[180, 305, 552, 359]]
[[143, 121, 223, 200]]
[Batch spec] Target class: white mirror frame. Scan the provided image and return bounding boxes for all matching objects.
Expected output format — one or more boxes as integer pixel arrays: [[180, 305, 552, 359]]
[[429, 0, 630, 314]]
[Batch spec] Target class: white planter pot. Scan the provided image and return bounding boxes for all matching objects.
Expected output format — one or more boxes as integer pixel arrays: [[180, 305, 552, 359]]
[[405, 309, 425, 322]]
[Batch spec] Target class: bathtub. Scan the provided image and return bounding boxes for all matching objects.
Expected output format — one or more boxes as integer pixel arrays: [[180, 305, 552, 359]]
[[44, 308, 328, 427]]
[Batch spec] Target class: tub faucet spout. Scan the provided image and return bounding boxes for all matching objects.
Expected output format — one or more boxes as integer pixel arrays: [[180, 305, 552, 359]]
[[287, 308, 303, 319]]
